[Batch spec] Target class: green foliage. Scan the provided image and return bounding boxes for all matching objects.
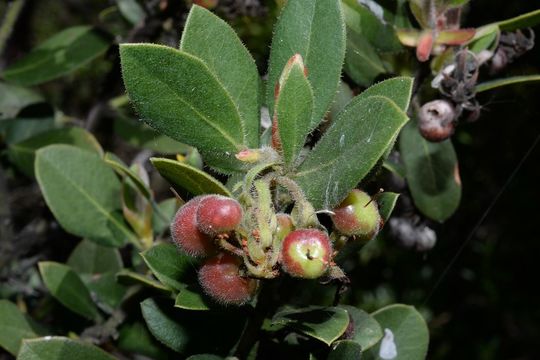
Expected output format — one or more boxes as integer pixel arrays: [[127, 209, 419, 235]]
[[38, 262, 99, 320], [0, 82, 43, 118], [295, 96, 409, 209], [175, 285, 213, 311], [365, 304, 429, 360], [340, 305, 383, 351], [180, 5, 261, 147], [271, 306, 350, 345], [267, 0, 346, 127], [35, 145, 137, 247], [400, 121, 461, 222], [274, 55, 314, 167], [7, 127, 102, 177], [67, 239, 123, 274], [328, 340, 363, 360], [120, 44, 250, 172], [17, 337, 115, 360], [476, 75, 540, 92], [0, 300, 46, 355], [141, 243, 195, 291], [2, 26, 110, 86], [150, 157, 231, 196]]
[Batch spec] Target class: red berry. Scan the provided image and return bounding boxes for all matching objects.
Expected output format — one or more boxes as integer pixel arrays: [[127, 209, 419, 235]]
[[196, 195, 243, 235], [332, 190, 381, 241], [281, 229, 332, 279], [198, 253, 258, 305], [171, 197, 216, 257]]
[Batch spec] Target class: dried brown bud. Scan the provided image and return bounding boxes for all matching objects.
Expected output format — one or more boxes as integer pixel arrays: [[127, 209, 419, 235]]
[[418, 99, 456, 142]]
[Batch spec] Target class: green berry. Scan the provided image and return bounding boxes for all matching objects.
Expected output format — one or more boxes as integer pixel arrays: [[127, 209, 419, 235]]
[[332, 190, 381, 240], [281, 229, 332, 279]]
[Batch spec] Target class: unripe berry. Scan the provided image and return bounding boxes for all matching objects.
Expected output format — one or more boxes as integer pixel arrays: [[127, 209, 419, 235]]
[[196, 195, 243, 235], [171, 197, 216, 257], [281, 229, 332, 279], [275, 213, 294, 243], [418, 99, 456, 142], [332, 190, 381, 241], [198, 253, 258, 305]]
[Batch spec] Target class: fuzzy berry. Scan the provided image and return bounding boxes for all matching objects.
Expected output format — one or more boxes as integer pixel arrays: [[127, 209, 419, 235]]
[[332, 190, 381, 241], [281, 229, 332, 279], [196, 195, 243, 235], [171, 197, 215, 257], [198, 253, 258, 305]]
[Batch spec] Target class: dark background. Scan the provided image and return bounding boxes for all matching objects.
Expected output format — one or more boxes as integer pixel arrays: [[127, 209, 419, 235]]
[[1, 0, 540, 359]]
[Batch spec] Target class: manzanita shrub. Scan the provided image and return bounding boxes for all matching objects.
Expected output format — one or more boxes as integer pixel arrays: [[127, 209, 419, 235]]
[[0, 0, 539, 359]]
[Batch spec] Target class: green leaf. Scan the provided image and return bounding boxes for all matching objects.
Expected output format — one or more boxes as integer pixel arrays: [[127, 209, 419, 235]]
[[175, 285, 213, 311], [355, 77, 413, 112], [38, 262, 99, 320], [328, 340, 362, 360], [399, 121, 461, 222], [274, 55, 314, 166], [118, 322, 169, 360], [120, 44, 248, 172], [267, 0, 346, 128], [0, 300, 46, 355], [150, 157, 231, 196], [376, 192, 400, 223], [153, 198, 178, 235], [495, 9, 540, 31], [83, 272, 128, 310], [0, 82, 44, 119], [141, 298, 246, 354], [2, 26, 110, 86], [344, 29, 387, 87], [180, 5, 260, 148], [116, 0, 145, 25], [271, 306, 350, 346], [104, 152, 151, 199], [342, 0, 402, 53], [141, 243, 195, 291], [116, 270, 171, 293], [113, 116, 191, 154], [7, 127, 102, 177], [476, 75, 540, 93], [0, 117, 55, 145], [67, 239, 123, 274], [187, 355, 224, 360], [365, 304, 429, 360], [295, 96, 409, 209], [339, 305, 383, 351], [469, 25, 499, 54], [35, 145, 137, 247], [18, 337, 115, 360], [330, 81, 354, 120]]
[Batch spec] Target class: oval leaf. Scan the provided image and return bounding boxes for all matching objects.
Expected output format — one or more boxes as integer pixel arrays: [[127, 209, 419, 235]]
[[340, 305, 383, 351], [180, 5, 260, 147], [175, 285, 213, 311], [271, 306, 350, 346], [35, 145, 136, 247], [365, 304, 429, 360], [38, 262, 99, 320], [18, 337, 115, 360], [495, 9, 540, 31], [295, 96, 409, 209], [150, 157, 231, 196], [0, 82, 44, 119], [67, 239, 123, 275], [0, 300, 45, 355], [355, 77, 413, 112], [399, 121, 461, 222], [2, 26, 110, 86], [141, 243, 196, 291], [275, 55, 314, 166], [267, 0, 346, 128], [116, 270, 171, 293], [141, 298, 245, 354], [7, 127, 102, 177], [104, 152, 151, 199], [120, 44, 247, 172], [328, 340, 362, 360]]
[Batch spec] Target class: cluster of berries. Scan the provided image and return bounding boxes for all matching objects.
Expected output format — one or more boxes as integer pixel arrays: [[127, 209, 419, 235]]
[[171, 190, 382, 306]]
